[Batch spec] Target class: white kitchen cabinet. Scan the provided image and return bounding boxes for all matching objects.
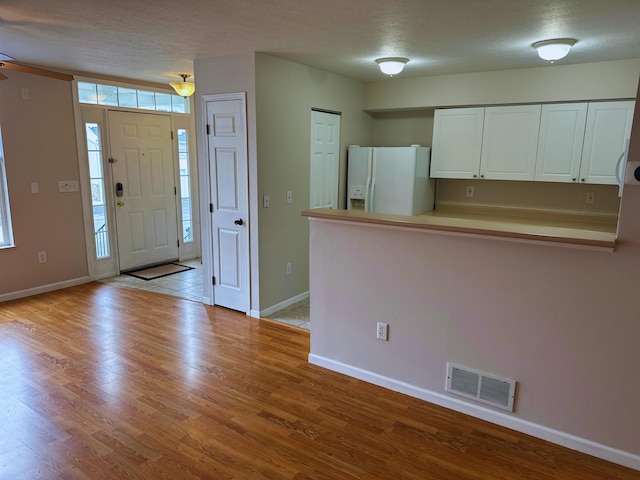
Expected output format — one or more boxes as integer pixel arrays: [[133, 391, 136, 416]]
[[579, 101, 635, 185], [535, 103, 588, 183], [480, 105, 541, 181], [430, 107, 484, 179]]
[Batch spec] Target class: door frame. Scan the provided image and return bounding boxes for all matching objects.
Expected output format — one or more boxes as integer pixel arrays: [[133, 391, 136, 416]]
[[73, 79, 200, 282], [197, 92, 253, 313], [310, 108, 341, 209]]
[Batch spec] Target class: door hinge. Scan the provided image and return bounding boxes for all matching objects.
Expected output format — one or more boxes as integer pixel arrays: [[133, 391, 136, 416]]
[[174, 186, 177, 195], [206, 124, 210, 135], [171, 131, 174, 140], [210, 203, 214, 213], [212, 276, 216, 285], [177, 239, 180, 247]]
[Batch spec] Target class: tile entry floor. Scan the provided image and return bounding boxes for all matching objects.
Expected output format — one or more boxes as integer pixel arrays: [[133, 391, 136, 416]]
[[99, 258, 204, 302], [99, 258, 310, 330]]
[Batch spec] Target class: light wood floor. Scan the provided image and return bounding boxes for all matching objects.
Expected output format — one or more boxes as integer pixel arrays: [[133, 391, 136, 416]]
[[0, 283, 636, 479]]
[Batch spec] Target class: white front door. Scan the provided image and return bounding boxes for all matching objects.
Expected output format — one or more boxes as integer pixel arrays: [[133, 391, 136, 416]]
[[108, 111, 178, 271], [206, 98, 249, 312], [310, 110, 341, 209]]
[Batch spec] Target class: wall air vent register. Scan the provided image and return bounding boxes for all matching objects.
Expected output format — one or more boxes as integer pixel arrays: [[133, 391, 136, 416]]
[[446, 363, 516, 412]]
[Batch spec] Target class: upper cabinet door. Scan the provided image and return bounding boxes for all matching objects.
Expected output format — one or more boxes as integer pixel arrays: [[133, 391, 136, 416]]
[[430, 107, 484, 179], [580, 101, 635, 185], [481, 105, 541, 181], [535, 103, 588, 183]]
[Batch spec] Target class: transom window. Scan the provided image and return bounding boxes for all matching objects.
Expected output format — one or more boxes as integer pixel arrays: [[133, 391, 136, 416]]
[[77, 81, 190, 114]]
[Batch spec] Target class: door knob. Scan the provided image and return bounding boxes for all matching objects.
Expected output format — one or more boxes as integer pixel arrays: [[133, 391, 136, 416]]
[[234, 219, 244, 226], [117, 201, 125, 207]]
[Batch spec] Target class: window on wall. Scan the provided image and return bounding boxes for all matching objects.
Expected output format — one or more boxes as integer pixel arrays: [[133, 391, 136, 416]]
[[0, 128, 14, 248], [85, 123, 110, 259], [178, 129, 193, 243], [77, 82, 190, 114]]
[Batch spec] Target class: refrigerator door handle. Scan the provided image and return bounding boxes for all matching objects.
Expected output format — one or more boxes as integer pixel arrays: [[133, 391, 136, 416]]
[[370, 180, 376, 211]]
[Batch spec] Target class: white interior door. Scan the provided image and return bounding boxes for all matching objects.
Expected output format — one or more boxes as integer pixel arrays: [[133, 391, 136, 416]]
[[108, 111, 178, 271], [206, 98, 249, 312], [310, 110, 341, 209]]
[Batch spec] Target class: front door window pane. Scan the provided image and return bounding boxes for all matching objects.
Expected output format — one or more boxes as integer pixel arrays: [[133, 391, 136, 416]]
[[78, 82, 98, 104], [97, 84, 118, 106], [117, 87, 137, 108], [85, 123, 110, 259], [178, 129, 192, 243], [137, 90, 155, 110]]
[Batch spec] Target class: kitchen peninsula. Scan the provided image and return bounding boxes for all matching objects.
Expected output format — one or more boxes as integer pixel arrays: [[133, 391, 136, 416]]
[[302, 206, 617, 249]]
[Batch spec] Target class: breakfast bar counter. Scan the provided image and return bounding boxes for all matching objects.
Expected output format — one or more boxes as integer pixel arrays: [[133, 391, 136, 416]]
[[301, 207, 617, 250]]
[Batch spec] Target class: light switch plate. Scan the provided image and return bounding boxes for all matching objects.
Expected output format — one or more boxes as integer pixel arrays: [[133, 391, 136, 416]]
[[58, 180, 79, 192]]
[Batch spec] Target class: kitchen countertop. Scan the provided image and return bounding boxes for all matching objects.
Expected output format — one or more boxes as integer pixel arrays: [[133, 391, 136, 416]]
[[301, 207, 617, 250]]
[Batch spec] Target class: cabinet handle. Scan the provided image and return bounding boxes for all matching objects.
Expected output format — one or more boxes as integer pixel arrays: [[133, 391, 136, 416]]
[[473, 174, 477, 178], [480, 174, 484, 178], [572, 178, 577, 182], [581, 178, 586, 182]]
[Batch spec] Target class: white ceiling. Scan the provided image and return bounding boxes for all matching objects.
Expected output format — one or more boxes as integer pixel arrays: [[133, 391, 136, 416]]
[[1, 0, 639, 85]]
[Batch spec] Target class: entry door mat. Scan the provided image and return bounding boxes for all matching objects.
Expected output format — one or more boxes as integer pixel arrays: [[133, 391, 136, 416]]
[[125, 262, 195, 281]]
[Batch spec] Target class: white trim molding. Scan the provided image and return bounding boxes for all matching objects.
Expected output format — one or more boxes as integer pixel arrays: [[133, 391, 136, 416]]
[[308, 354, 640, 472], [0, 277, 91, 303], [260, 291, 309, 318]]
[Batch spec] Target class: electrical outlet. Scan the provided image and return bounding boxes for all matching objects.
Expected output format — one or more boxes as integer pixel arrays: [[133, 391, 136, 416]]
[[286, 191, 293, 204], [263, 194, 270, 208], [286, 262, 292, 276], [376, 322, 388, 341], [466, 186, 474, 197], [586, 192, 595, 204], [38, 251, 47, 263]]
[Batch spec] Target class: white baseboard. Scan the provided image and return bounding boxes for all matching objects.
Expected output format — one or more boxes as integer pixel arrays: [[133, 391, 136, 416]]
[[260, 291, 309, 317], [308, 354, 640, 472], [0, 277, 91, 303]]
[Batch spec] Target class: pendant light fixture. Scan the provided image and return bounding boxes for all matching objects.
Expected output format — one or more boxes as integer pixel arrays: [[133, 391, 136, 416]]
[[170, 74, 195, 98], [533, 39, 577, 62], [375, 57, 409, 76]]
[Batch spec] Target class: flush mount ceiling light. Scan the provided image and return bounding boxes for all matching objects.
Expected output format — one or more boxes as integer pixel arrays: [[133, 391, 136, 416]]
[[170, 74, 195, 98], [533, 38, 577, 62], [375, 57, 409, 76]]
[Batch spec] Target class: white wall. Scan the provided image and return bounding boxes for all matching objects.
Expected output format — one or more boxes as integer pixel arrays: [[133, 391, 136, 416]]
[[308, 67, 640, 468]]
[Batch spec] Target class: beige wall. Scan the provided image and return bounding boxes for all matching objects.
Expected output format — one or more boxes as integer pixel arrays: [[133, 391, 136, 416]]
[[0, 71, 88, 296], [437, 179, 621, 216], [371, 109, 434, 147], [365, 59, 640, 111], [254, 54, 373, 311], [194, 53, 259, 310]]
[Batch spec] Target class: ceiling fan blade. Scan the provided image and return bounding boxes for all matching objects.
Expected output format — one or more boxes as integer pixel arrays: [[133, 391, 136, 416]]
[[0, 61, 73, 81]]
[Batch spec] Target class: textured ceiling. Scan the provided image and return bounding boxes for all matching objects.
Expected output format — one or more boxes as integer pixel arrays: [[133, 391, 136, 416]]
[[0, 0, 639, 85]]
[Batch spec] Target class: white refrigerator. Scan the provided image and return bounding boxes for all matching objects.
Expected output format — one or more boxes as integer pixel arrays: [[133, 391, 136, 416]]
[[347, 146, 435, 215]]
